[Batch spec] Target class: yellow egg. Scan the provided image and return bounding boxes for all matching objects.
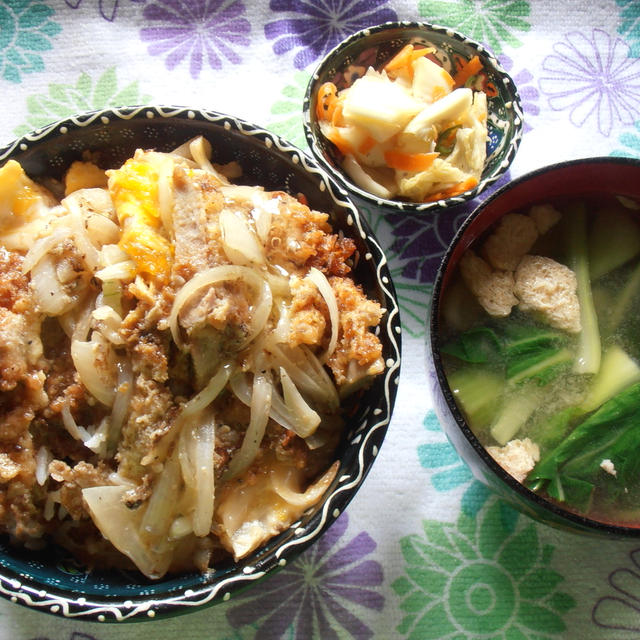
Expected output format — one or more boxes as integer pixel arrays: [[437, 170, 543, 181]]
[[108, 157, 172, 281]]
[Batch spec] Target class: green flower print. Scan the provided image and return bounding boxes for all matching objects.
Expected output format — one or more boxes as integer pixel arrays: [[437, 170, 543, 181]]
[[611, 120, 640, 158], [419, 0, 531, 54], [267, 70, 310, 149], [14, 67, 152, 136], [392, 499, 576, 639], [0, 0, 61, 83]]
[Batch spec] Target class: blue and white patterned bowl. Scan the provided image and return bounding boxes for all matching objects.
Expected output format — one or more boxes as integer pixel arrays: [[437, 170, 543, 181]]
[[303, 21, 524, 213], [0, 106, 401, 621]]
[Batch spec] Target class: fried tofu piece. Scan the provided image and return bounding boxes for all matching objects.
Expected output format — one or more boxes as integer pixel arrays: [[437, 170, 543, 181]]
[[514, 255, 581, 333], [459, 250, 518, 317]]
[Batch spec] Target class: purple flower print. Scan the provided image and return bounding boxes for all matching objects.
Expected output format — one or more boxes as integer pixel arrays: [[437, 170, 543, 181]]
[[64, 0, 143, 21], [539, 29, 640, 137], [499, 55, 539, 133], [226, 513, 384, 639], [264, 0, 398, 70], [140, 0, 251, 79]]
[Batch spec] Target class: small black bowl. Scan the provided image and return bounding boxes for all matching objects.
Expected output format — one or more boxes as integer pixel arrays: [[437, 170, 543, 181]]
[[0, 106, 402, 621], [303, 21, 524, 213], [428, 156, 640, 537]]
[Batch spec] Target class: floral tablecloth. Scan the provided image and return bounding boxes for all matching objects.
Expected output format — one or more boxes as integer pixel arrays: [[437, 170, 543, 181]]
[[2, 0, 640, 638]]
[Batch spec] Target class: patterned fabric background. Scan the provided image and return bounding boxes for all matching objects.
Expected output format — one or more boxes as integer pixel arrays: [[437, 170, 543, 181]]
[[2, 0, 640, 638]]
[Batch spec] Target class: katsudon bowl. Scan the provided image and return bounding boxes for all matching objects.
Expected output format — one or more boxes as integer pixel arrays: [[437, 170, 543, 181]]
[[0, 106, 401, 621]]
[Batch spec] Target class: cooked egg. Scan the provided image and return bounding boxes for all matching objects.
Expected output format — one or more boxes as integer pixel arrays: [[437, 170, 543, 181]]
[[107, 157, 173, 281]]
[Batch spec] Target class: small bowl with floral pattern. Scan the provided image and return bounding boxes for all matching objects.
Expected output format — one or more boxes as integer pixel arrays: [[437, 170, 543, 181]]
[[303, 21, 524, 213]]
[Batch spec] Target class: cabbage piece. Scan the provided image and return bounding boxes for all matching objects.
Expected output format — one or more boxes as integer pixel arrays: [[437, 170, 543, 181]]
[[82, 485, 172, 579], [216, 460, 338, 560]]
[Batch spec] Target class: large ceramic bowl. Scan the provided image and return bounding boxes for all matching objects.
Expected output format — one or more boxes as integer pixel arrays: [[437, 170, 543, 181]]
[[0, 106, 401, 621], [303, 21, 524, 213], [428, 157, 640, 537]]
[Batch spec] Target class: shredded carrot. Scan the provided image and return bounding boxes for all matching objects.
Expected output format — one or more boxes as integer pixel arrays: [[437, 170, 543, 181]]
[[424, 177, 479, 202], [316, 82, 339, 122], [325, 127, 354, 156], [384, 44, 414, 73], [410, 46, 435, 62], [331, 99, 345, 127], [358, 135, 377, 155], [296, 192, 308, 206], [384, 150, 439, 172], [384, 44, 435, 81], [454, 55, 483, 88]]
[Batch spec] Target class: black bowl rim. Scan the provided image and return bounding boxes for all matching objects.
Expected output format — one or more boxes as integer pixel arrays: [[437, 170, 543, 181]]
[[430, 155, 640, 537], [0, 104, 402, 620], [302, 19, 524, 213]]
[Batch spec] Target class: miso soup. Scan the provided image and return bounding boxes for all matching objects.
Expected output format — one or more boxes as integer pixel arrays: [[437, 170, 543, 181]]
[[438, 195, 640, 525]]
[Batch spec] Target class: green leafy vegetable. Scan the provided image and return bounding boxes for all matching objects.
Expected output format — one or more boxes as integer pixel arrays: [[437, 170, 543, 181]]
[[589, 205, 640, 280], [434, 124, 462, 155], [447, 366, 503, 429], [442, 322, 571, 386], [490, 383, 540, 445], [440, 326, 502, 364], [528, 382, 640, 510], [566, 202, 601, 375], [580, 345, 640, 413]]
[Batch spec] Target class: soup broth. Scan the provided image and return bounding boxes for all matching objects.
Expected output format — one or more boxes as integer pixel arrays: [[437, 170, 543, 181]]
[[439, 195, 640, 526]]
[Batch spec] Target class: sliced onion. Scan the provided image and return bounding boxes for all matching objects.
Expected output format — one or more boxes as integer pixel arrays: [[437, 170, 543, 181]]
[[83, 417, 110, 457], [177, 411, 216, 536], [169, 265, 272, 350], [271, 298, 291, 344], [61, 399, 91, 442], [94, 260, 136, 282], [144, 152, 175, 235], [99, 243, 130, 266], [92, 304, 124, 345], [267, 342, 339, 410], [191, 417, 215, 536], [71, 337, 116, 406], [83, 485, 172, 579], [307, 267, 339, 362], [106, 359, 133, 456], [270, 461, 338, 507], [58, 291, 95, 341], [219, 208, 265, 266], [85, 213, 120, 247], [189, 136, 228, 183], [63, 198, 100, 272], [251, 191, 280, 244], [141, 452, 181, 541], [35, 446, 52, 486], [230, 372, 320, 439], [30, 254, 76, 316], [279, 367, 321, 438], [181, 362, 233, 418], [225, 373, 272, 479], [21, 228, 67, 274]]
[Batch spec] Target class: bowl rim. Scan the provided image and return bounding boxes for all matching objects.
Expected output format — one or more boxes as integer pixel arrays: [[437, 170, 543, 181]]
[[302, 19, 524, 213], [429, 155, 640, 537], [0, 104, 403, 620]]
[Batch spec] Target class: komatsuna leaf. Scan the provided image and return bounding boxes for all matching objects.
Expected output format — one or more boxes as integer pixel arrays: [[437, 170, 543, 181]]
[[528, 382, 640, 509]]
